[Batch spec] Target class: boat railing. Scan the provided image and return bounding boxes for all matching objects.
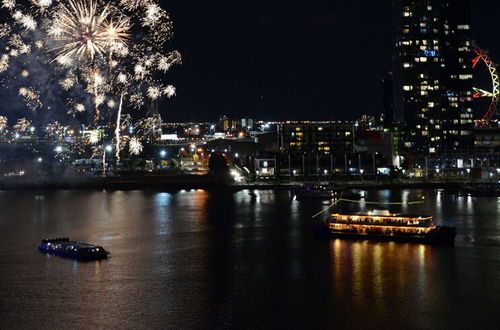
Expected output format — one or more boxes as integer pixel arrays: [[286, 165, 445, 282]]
[[331, 214, 433, 227]]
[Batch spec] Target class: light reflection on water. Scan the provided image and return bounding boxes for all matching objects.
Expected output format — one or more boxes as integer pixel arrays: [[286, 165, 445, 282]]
[[0, 188, 500, 328]]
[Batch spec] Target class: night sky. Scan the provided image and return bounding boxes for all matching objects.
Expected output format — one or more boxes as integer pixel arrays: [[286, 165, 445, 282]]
[[163, 0, 500, 122], [0, 1, 498, 123]]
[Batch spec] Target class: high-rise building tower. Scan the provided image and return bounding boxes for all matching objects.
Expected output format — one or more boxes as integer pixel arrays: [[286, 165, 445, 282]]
[[393, 0, 474, 154], [383, 72, 395, 128]]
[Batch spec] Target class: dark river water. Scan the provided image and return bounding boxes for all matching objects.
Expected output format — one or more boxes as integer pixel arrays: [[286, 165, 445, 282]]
[[0, 188, 500, 329]]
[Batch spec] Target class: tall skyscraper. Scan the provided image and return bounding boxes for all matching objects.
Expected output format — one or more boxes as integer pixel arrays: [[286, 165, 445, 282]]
[[393, 0, 474, 154], [383, 72, 395, 128]]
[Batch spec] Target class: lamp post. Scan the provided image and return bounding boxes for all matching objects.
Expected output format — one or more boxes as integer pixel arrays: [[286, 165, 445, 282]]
[[323, 169, 328, 183], [466, 168, 471, 182], [292, 169, 297, 182], [360, 169, 364, 182], [103, 144, 112, 177]]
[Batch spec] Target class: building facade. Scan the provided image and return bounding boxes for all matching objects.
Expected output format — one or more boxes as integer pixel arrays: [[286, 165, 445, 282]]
[[279, 121, 354, 155], [393, 0, 474, 154]]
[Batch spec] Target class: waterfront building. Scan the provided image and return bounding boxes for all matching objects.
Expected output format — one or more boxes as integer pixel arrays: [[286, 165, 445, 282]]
[[241, 117, 255, 130], [393, 0, 474, 154], [278, 121, 354, 155], [474, 127, 500, 153], [218, 115, 238, 132]]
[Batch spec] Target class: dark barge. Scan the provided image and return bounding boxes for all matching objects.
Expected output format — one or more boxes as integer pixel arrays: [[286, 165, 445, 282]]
[[39, 238, 110, 260]]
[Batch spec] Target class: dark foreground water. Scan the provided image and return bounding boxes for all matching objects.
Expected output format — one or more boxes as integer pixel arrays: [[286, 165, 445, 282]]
[[0, 188, 500, 329]]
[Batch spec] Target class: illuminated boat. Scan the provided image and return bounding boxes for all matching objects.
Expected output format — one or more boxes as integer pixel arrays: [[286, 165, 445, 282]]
[[39, 238, 110, 260], [315, 210, 456, 244]]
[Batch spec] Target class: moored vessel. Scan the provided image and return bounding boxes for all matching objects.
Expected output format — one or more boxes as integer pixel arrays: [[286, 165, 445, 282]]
[[39, 238, 110, 260], [293, 184, 340, 200], [315, 209, 456, 244]]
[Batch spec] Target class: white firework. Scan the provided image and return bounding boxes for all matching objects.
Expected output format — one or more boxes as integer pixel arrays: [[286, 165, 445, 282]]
[[147, 85, 161, 100], [129, 93, 144, 108], [34, 0, 53, 9], [117, 72, 127, 83], [47, 0, 131, 62], [1, 0, 15, 10], [13, 118, 31, 133], [0, 23, 11, 38], [88, 130, 100, 144], [95, 94, 105, 106], [19, 14, 37, 31], [134, 63, 146, 79], [60, 77, 76, 90], [157, 50, 181, 72], [163, 85, 175, 98], [18, 87, 28, 96], [56, 55, 73, 67], [128, 137, 143, 155], [0, 56, 9, 73], [0, 116, 7, 132], [119, 0, 149, 11], [75, 103, 85, 112]]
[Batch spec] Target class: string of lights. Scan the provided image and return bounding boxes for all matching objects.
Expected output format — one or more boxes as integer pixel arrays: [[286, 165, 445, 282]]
[[311, 197, 426, 219]]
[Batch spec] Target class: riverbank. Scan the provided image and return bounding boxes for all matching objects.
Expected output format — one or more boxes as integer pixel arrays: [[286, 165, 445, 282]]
[[0, 173, 490, 191]]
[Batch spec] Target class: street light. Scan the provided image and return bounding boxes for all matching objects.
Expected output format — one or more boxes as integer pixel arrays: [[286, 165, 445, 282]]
[[102, 145, 113, 177], [323, 169, 328, 182], [160, 150, 167, 158], [360, 169, 364, 182]]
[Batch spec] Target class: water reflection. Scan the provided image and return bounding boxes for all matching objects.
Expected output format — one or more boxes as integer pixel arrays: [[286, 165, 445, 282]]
[[0, 188, 498, 328], [328, 238, 442, 325]]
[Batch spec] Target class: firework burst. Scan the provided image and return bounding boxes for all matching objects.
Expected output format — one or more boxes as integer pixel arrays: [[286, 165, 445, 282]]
[[128, 136, 143, 155], [1, 0, 181, 165], [0, 115, 7, 132], [47, 0, 131, 62], [13, 117, 31, 133]]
